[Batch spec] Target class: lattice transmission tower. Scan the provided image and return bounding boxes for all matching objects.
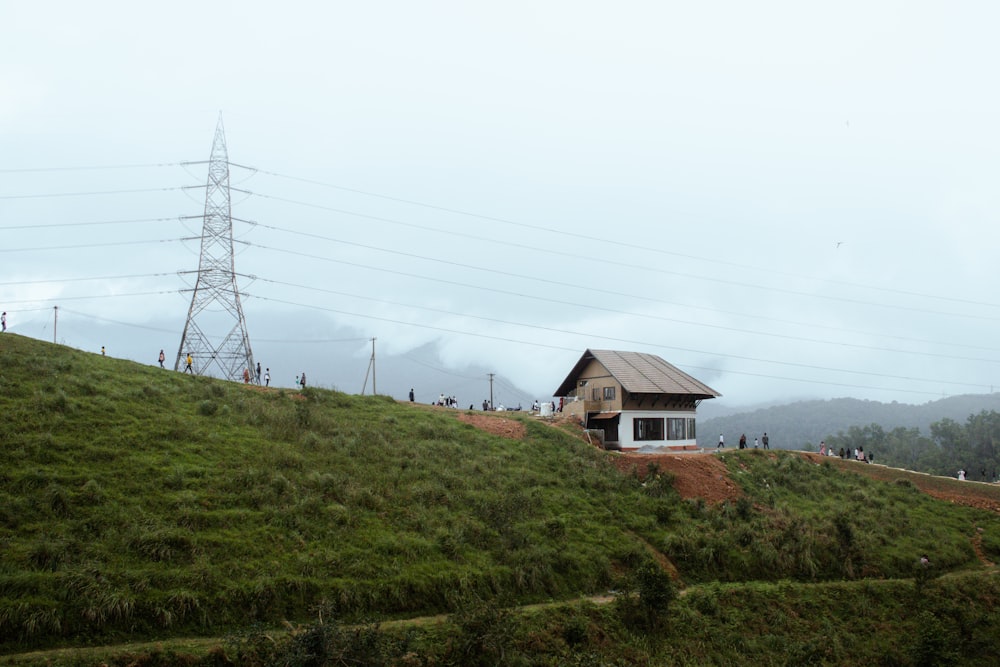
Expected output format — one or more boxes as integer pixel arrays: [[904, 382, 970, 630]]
[[175, 114, 256, 380]]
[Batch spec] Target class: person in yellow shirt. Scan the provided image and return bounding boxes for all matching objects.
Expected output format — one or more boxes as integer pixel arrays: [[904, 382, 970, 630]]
[[184, 353, 194, 374]]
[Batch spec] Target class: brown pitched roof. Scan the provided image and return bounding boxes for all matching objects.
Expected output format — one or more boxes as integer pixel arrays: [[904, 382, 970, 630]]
[[553, 349, 721, 399]]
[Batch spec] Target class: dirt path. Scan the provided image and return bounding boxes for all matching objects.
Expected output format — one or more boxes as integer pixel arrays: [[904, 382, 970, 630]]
[[0, 597, 618, 666]]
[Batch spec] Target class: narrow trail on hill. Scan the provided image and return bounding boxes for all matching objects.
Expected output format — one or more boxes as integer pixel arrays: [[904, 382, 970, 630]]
[[8, 569, 995, 665], [0, 596, 619, 666], [972, 527, 996, 567]]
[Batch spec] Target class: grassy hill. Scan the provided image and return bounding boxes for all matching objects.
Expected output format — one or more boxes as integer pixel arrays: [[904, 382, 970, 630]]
[[2, 333, 1000, 665]]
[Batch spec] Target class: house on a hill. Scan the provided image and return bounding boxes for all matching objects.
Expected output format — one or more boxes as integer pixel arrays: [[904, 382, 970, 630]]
[[553, 349, 720, 451]]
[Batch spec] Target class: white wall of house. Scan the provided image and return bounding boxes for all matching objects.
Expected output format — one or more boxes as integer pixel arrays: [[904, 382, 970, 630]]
[[618, 409, 699, 450]]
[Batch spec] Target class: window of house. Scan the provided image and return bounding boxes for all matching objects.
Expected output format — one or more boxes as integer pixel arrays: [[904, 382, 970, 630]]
[[687, 418, 696, 440], [634, 417, 664, 441], [592, 387, 600, 401], [603, 386, 616, 400], [666, 418, 687, 440]]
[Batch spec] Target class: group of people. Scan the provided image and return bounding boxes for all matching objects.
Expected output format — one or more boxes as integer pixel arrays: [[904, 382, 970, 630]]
[[720, 432, 770, 450], [957, 467, 997, 482], [818, 441, 873, 463], [437, 393, 459, 407], [157, 349, 293, 389], [416, 392, 539, 412]]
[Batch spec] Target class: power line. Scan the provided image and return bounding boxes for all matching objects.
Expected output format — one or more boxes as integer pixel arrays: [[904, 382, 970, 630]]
[[11, 262, 997, 378], [4, 159, 994, 399], [6, 159, 996, 313], [235, 209, 1000, 324], [7, 216, 997, 358], [253, 337, 369, 344], [0, 186, 185, 200], [0, 272, 176, 287], [244, 292, 961, 398], [10, 270, 979, 399], [250, 272, 1000, 366], [238, 230, 1000, 355], [235, 165, 1000, 311], [399, 353, 487, 382], [244, 256, 1000, 365], [0, 162, 183, 173], [241, 278, 992, 390], [2, 290, 177, 305], [6, 160, 995, 321], [0, 239, 186, 253], [55, 308, 182, 335], [0, 217, 180, 231], [2, 212, 995, 391]]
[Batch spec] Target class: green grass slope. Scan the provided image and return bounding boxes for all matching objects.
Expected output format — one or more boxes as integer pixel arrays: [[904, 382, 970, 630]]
[[0, 335, 651, 649], [2, 334, 1000, 665]]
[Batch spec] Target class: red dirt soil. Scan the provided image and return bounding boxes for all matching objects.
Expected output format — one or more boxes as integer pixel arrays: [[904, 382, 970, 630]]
[[456, 412, 527, 439], [609, 452, 743, 504]]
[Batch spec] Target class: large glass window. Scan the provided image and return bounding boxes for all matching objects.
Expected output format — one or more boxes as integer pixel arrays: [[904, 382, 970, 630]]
[[687, 418, 696, 440], [634, 418, 664, 441], [667, 418, 687, 440]]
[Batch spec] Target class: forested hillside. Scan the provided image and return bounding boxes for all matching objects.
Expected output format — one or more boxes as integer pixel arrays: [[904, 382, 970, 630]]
[[824, 411, 1000, 481], [701, 394, 1000, 454]]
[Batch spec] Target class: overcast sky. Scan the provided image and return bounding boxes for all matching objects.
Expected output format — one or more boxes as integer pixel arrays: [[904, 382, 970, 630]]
[[2, 1, 999, 409]]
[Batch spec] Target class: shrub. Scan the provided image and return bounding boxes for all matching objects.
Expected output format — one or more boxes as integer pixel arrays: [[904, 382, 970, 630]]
[[615, 562, 678, 632], [446, 594, 520, 666], [910, 609, 960, 667]]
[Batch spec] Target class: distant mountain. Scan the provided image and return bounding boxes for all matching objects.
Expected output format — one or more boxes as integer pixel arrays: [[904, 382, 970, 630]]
[[700, 393, 1000, 450]]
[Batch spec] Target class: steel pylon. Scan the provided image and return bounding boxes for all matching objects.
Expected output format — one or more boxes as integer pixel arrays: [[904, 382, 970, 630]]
[[175, 114, 255, 381]]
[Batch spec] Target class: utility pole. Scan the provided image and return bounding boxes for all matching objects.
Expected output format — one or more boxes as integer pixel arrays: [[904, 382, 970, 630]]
[[53, 306, 57, 344], [488, 373, 495, 411], [361, 337, 377, 395], [174, 114, 255, 380]]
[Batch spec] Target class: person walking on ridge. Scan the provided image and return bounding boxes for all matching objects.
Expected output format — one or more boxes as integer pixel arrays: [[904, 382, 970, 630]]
[[184, 353, 194, 374], [158, 349, 165, 368], [762, 432, 770, 449], [264, 368, 270, 387]]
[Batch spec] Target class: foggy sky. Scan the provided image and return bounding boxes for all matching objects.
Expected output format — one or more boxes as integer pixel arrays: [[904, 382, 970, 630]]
[[2, 1, 999, 408]]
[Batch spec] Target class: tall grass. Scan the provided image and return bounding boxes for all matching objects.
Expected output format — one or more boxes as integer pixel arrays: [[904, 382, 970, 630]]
[[2, 333, 1000, 658]]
